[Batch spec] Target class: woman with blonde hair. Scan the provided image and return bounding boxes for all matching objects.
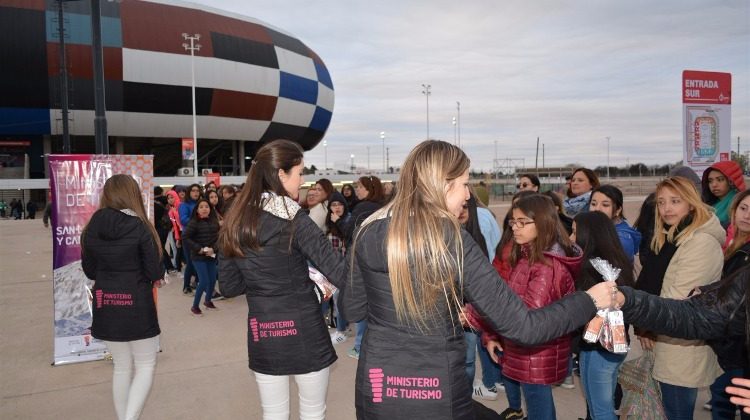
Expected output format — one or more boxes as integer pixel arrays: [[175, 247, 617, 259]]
[[634, 176, 724, 419], [342, 140, 617, 420], [81, 174, 164, 420]]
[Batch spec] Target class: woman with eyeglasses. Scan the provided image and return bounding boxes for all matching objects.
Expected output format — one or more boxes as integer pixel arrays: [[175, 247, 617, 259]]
[[634, 176, 724, 419], [563, 168, 600, 217], [342, 140, 615, 420], [516, 174, 540, 192], [480, 194, 583, 419]]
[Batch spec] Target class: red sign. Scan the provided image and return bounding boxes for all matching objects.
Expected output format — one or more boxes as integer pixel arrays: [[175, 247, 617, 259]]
[[682, 70, 731, 104], [205, 172, 221, 186]]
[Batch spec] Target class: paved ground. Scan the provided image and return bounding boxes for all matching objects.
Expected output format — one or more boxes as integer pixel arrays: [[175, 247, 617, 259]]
[[0, 209, 713, 419]]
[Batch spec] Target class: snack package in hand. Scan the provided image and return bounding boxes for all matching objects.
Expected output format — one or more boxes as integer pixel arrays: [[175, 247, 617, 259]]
[[585, 258, 629, 354]]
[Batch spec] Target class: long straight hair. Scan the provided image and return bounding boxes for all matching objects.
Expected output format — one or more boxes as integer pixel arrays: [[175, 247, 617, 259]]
[[510, 194, 575, 266], [725, 189, 750, 260], [87, 174, 162, 257], [218, 139, 304, 257], [360, 140, 469, 330], [651, 176, 713, 253], [573, 211, 634, 290]]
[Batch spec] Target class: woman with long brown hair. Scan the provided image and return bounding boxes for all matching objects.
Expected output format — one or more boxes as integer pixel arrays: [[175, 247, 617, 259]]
[[341, 140, 616, 420], [81, 174, 164, 420], [217, 139, 346, 420]]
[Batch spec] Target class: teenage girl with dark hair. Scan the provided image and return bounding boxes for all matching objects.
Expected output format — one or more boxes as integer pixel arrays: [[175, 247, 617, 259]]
[[218, 139, 346, 420], [572, 211, 634, 420], [182, 198, 220, 316]]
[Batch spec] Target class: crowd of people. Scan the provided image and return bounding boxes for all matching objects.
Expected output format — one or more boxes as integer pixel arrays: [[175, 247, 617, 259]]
[[78, 139, 750, 420]]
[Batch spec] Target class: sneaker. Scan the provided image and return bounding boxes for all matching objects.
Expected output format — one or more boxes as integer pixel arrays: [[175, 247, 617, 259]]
[[190, 306, 203, 316], [560, 375, 575, 389], [498, 407, 524, 420], [330, 331, 348, 345], [182, 287, 191, 295], [495, 382, 506, 392], [167, 269, 179, 275], [473, 383, 498, 401], [702, 401, 711, 411], [212, 291, 223, 300], [204, 301, 217, 310], [347, 348, 360, 360]]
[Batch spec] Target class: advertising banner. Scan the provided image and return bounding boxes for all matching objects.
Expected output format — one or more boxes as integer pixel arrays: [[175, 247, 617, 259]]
[[181, 138, 195, 161], [49, 155, 154, 365], [682, 70, 732, 175]]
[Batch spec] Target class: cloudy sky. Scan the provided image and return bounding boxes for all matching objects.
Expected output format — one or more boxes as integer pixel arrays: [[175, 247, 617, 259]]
[[203, 0, 748, 172]]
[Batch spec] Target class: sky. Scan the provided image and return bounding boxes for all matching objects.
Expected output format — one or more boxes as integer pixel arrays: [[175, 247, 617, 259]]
[[202, 0, 749, 172]]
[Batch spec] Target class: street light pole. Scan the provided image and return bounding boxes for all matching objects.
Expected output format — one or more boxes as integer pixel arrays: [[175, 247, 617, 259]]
[[380, 131, 386, 173], [323, 140, 327, 170], [456, 101, 461, 148], [452, 117, 457, 144], [421, 84, 431, 139], [57, 0, 71, 153], [606, 136, 611, 179], [183, 33, 201, 180]]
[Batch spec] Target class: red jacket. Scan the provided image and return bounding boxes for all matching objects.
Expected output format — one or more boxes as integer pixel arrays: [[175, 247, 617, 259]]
[[472, 243, 581, 384]]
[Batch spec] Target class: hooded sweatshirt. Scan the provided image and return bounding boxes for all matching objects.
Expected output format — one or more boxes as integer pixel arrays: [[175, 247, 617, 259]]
[[615, 220, 642, 262], [166, 190, 182, 240], [701, 161, 747, 228]]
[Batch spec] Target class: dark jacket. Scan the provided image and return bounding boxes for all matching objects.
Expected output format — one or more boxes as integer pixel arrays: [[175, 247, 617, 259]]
[[342, 217, 597, 420], [81, 208, 162, 341], [182, 217, 219, 261], [336, 199, 382, 244], [621, 269, 748, 372], [218, 194, 346, 375], [481, 244, 581, 384]]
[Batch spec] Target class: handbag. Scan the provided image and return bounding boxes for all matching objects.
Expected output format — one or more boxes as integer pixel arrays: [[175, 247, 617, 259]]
[[618, 350, 667, 419]]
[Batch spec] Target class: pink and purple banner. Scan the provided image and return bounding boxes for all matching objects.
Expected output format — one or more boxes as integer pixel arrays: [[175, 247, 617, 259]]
[[49, 154, 153, 365]]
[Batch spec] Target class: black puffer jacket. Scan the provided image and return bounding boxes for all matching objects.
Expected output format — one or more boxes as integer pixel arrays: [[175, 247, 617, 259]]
[[182, 217, 219, 261], [342, 217, 598, 420], [81, 208, 162, 341], [219, 194, 346, 375], [620, 269, 749, 371]]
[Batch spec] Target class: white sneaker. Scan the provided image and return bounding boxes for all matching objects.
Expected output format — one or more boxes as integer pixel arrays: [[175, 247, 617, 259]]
[[560, 375, 575, 389], [495, 382, 505, 392], [330, 331, 348, 345], [473, 383, 498, 401], [702, 401, 711, 411]]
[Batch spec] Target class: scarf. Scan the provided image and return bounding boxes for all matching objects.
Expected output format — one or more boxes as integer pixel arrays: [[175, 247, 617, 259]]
[[563, 190, 592, 217], [714, 189, 737, 228]]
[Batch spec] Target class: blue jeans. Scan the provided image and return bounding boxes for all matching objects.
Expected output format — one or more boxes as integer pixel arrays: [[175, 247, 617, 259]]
[[504, 377, 556, 420], [464, 331, 478, 387], [478, 342, 502, 388], [579, 349, 626, 420], [659, 381, 698, 420], [353, 320, 367, 352], [192, 259, 217, 308], [710, 368, 745, 420], [182, 246, 196, 290]]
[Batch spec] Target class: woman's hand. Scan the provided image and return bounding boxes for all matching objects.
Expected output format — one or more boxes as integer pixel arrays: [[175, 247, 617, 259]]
[[727, 377, 750, 414], [486, 340, 503, 364], [153, 279, 165, 288], [585, 281, 620, 309], [638, 336, 656, 351], [330, 212, 340, 223]]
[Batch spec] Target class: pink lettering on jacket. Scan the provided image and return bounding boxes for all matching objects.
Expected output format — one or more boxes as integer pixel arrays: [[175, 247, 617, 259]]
[[95, 291, 133, 308], [368, 368, 443, 402], [248, 317, 297, 341]]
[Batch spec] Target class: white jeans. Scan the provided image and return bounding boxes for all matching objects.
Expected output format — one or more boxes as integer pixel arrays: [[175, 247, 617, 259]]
[[254, 367, 330, 420], [104, 336, 160, 420]]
